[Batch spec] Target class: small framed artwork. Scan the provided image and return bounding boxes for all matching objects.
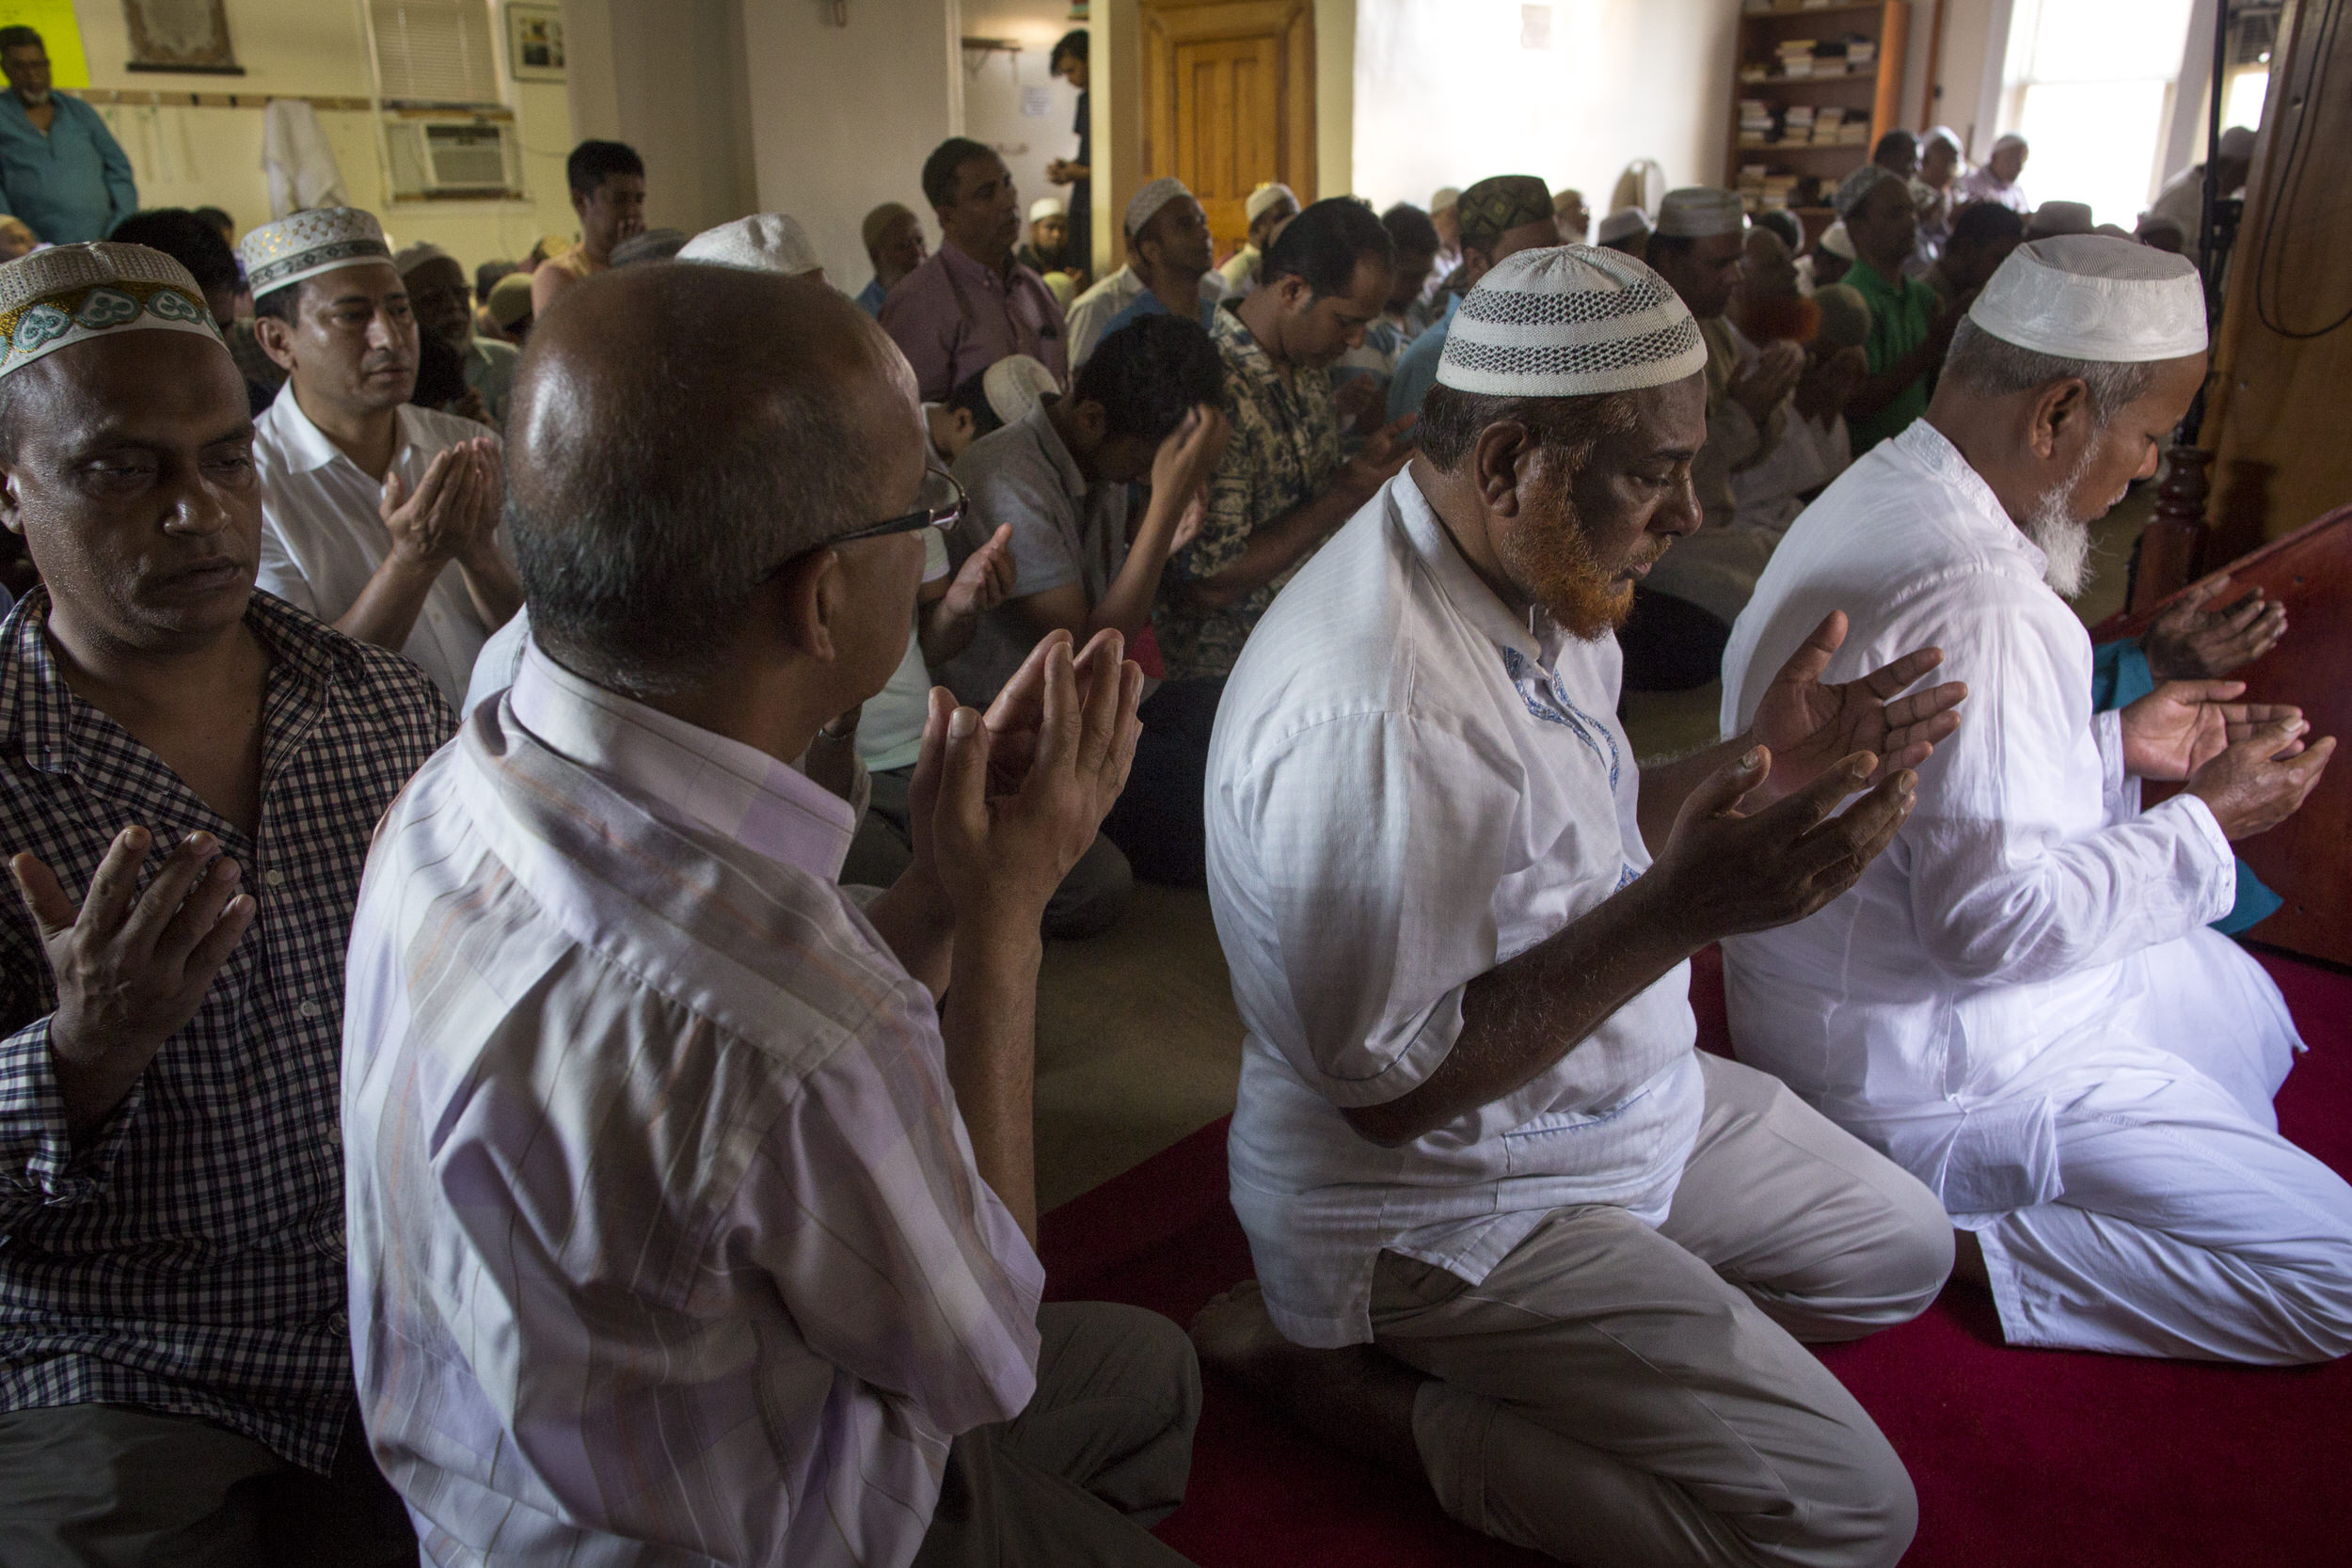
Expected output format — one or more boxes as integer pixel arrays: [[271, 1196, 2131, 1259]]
[[505, 2, 564, 82], [121, 0, 243, 75]]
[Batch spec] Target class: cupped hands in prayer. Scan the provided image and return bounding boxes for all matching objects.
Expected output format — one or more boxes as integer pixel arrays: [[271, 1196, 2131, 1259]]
[[11, 828, 256, 1137], [2185, 710, 2334, 841], [2141, 575, 2288, 680], [1742, 610, 1967, 806], [2121, 679, 2305, 782], [1728, 339, 1806, 424], [909, 627, 1142, 930], [378, 437, 503, 571]]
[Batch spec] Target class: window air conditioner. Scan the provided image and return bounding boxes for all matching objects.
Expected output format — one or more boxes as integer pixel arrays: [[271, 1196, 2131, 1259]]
[[385, 119, 519, 198]]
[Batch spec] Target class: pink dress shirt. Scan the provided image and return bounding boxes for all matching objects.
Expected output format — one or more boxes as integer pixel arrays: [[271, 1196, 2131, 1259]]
[[880, 240, 1069, 401]]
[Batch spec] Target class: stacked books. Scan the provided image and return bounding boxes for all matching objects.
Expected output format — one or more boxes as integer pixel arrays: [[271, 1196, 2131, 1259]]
[[1782, 104, 1817, 146], [1776, 38, 1819, 77], [1736, 165, 1802, 214], [1811, 105, 1847, 144], [1739, 99, 1775, 142]]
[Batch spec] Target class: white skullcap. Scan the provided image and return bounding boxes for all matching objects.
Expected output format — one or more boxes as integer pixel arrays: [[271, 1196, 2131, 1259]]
[[1431, 186, 1461, 214], [1925, 124, 1963, 154], [0, 242, 222, 381], [238, 208, 392, 297], [1437, 244, 1707, 398], [1991, 133, 2028, 156], [2216, 125, 2256, 161], [393, 241, 457, 277], [1028, 196, 1065, 224], [1596, 206, 1651, 245], [1967, 234, 2205, 362], [1245, 182, 1297, 223], [2026, 199, 2093, 237], [982, 354, 1059, 426], [1818, 220, 1856, 260], [1654, 186, 1745, 239], [1125, 177, 1192, 238], [678, 214, 822, 277]]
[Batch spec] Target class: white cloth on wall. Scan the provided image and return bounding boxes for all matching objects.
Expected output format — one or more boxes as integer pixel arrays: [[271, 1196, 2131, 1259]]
[[261, 99, 347, 217], [1716, 418, 2352, 1364]]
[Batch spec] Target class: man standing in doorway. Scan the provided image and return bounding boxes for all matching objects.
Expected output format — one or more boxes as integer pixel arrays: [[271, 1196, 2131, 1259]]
[[883, 136, 1068, 402], [0, 26, 135, 245], [531, 140, 647, 317], [1047, 29, 1094, 280]]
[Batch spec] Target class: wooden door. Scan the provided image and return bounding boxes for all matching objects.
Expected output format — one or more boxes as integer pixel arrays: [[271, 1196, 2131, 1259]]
[[1141, 0, 1315, 261]]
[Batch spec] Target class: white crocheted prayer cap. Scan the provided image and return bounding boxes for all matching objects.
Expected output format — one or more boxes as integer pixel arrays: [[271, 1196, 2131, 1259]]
[[982, 354, 1059, 426], [0, 242, 221, 381], [1437, 244, 1707, 398], [1028, 196, 1066, 223], [1431, 186, 1461, 214], [393, 241, 457, 277], [1968, 234, 2206, 362], [1245, 182, 1297, 223], [678, 214, 823, 277], [1125, 177, 1192, 237], [1596, 206, 1650, 245], [238, 208, 392, 298], [1655, 187, 1744, 239], [1818, 220, 1856, 260], [2026, 199, 2093, 237]]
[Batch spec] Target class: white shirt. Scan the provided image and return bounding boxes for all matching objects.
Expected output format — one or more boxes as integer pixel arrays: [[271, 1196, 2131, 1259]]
[[254, 384, 508, 707], [344, 645, 1041, 1566], [1208, 469, 1703, 1349], [1718, 420, 2240, 1213]]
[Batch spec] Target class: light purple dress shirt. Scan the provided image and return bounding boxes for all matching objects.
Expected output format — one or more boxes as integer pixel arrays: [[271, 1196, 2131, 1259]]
[[880, 240, 1069, 402], [342, 645, 1043, 1566]]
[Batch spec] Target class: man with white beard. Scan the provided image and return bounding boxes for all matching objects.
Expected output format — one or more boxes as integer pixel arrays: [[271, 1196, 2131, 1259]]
[[1719, 235, 2352, 1366]]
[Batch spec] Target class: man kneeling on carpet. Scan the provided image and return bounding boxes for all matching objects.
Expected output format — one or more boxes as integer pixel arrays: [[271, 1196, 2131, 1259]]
[[1191, 245, 1968, 1568], [342, 262, 1204, 1565], [1720, 235, 2352, 1366]]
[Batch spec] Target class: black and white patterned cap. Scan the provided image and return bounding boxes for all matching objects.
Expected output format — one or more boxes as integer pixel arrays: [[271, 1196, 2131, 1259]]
[[1436, 244, 1708, 398]]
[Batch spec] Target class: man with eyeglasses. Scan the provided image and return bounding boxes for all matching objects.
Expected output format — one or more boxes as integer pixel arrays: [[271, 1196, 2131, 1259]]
[[342, 261, 1203, 1566], [396, 242, 519, 424]]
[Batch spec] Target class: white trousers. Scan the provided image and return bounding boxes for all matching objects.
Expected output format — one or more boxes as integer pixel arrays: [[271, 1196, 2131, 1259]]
[[1973, 935, 2352, 1365]]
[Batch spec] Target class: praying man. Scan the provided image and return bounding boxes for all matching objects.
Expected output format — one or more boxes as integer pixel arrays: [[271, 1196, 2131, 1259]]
[[1721, 235, 2352, 1365], [1191, 245, 1970, 1568]]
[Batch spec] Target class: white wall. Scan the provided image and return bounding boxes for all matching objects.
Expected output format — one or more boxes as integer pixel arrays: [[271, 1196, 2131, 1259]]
[[562, 0, 757, 239], [1351, 0, 1740, 216], [56, 0, 578, 274], [960, 0, 1086, 259], [739, 0, 961, 290]]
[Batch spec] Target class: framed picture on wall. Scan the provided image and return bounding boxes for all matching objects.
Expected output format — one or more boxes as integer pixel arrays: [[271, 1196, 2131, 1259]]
[[121, 0, 242, 75], [505, 2, 564, 82]]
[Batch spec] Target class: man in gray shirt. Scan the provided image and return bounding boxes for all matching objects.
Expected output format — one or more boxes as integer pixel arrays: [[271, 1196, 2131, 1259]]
[[944, 312, 1229, 884]]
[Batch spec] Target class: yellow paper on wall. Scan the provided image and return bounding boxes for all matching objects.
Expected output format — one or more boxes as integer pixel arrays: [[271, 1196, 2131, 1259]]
[[0, 0, 90, 89]]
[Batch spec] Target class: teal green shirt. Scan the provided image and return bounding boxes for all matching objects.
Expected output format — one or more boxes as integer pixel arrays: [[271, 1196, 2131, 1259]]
[[0, 91, 136, 244], [1847, 257, 1937, 454]]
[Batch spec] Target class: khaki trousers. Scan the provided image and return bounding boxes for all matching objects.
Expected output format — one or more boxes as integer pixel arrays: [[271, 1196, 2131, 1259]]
[[1373, 1053, 1951, 1568], [914, 1301, 1201, 1568]]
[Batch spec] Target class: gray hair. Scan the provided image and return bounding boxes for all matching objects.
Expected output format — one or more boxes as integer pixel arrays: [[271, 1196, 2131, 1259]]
[[1941, 316, 2163, 424]]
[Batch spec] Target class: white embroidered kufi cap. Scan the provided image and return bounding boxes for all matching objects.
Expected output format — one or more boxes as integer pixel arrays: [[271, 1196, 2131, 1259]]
[[2026, 199, 2093, 237], [982, 354, 1060, 425], [393, 241, 457, 277], [1654, 187, 1745, 239], [1818, 220, 1856, 260], [1430, 186, 1462, 214], [1596, 207, 1651, 245], [678, 214, 823, 277], [1028, 196, 1066, 223], [237, 208, 393, 298], [1125, 177, 1192, 238], [1967, 234, 2206, 362], [1245, 182, 1297, 223], [0, 242, 222, 381], [1437, 244, 1708, 398]]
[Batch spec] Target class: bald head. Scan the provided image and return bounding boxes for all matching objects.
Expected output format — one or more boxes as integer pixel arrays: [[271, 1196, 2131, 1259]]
[[508, 262, 927, 695]]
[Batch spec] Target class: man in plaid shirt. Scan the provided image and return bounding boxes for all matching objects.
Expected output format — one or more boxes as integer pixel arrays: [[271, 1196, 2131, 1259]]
[[0, 241, 449, 1563]]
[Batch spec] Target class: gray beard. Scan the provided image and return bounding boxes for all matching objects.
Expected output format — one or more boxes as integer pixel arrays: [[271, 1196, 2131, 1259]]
[[2022, 444, 2100, 598]]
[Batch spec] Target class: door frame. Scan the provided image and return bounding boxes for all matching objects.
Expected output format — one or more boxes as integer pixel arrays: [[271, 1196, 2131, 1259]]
[[1137, 0, 1317, 232]]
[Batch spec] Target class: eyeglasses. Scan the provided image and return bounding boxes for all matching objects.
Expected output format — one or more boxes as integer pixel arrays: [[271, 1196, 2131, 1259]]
[[757, 467, 967, 582]]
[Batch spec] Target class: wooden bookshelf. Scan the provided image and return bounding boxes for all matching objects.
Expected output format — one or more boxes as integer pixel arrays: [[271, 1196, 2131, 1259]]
[[1726, 0, 1909, 245]]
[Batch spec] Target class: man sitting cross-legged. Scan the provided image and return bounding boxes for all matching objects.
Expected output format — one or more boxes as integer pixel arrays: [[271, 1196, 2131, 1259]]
[[1721, 235, 2351, 1366], [0, 242, 446, 1565], [342, 262, 1203, 1566], [1191, 245, 1967, 1568]]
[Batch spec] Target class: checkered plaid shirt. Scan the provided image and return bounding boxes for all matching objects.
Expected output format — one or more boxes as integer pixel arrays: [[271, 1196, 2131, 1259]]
[[0, 586, 452, 1472]]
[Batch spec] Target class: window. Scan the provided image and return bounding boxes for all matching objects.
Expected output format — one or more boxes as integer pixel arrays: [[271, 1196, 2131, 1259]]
[[1999, 0, 2196, 227], [367, 0, 503, 107]]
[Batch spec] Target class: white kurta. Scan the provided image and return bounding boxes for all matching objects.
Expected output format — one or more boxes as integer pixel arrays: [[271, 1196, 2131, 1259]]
[[1717, 420, 2352, 1363], [1208, 469, 1702, 1350], [254, 385, 507, 708]]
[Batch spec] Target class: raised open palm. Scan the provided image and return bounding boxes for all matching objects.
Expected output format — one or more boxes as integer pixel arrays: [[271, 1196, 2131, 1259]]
[[1749, 611, 1967, 805]]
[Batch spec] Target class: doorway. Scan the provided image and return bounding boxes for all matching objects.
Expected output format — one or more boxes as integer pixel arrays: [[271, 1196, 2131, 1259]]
[[1139, 0, 1316, 261]]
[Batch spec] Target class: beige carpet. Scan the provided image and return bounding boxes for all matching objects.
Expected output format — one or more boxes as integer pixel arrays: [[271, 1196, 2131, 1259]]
[[1030, 486, 2159, 1208]]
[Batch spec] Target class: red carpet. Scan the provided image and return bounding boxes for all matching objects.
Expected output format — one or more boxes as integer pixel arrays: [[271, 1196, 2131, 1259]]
[[1039, 946, 2352, 1567]]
